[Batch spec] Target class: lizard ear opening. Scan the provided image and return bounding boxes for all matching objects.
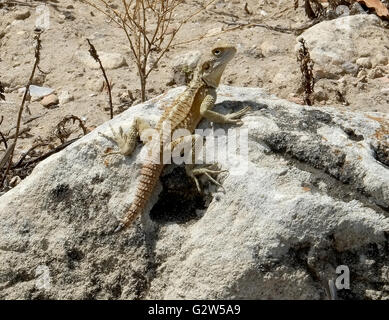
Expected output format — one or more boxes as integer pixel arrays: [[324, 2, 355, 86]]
[[202, 62, 210, 71]]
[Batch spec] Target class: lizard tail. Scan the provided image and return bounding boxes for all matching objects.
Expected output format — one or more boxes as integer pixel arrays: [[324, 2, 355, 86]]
[[114, 162, 163, 232]]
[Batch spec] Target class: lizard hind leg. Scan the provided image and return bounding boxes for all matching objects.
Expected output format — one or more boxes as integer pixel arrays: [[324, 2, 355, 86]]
[[170, 134, 228, 193], [99, 117, 152, 157], [186, 164, 227, 193]]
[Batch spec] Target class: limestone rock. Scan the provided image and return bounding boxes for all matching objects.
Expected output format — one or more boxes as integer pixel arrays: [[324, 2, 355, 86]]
[[298, 14, 387, 78], [0, 87, 388, 299], [74, 51, 127, 70]]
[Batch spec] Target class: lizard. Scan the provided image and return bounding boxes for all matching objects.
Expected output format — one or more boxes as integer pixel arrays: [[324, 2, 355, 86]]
[[100, 41, 250, 232]]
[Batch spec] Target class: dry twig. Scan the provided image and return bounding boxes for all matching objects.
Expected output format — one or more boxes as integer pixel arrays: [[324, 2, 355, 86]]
[[12, 138, 78, 169], [54, 115, 88, 143], [0, 116, 6, 149], [297, 38, 315, 106], [219, 19, 321, 35], [0, 81, 5, 101], [1, 30, 42, 188], [87, 39, 114, 119]]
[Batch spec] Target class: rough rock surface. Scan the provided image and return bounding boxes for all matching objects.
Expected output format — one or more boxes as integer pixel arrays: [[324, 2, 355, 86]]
[[299, 14, 388, 78], [0, 86, 388, 300]]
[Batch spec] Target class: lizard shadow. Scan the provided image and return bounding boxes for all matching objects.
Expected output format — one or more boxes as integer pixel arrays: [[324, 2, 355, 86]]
[[214, 100, 267, 113]]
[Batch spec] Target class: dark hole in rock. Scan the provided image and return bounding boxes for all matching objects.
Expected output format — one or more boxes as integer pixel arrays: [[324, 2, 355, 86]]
[[149, 166, 209, 224], [371, 141, 389, 167], [66, 248, 84, 270]]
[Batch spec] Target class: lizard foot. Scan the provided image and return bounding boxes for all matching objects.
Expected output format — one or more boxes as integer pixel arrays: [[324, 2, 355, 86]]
[[225, 106, 251, 125], [186, 164, 227, 193], [113, 222, 125, 233], [99, 124, 137, 157]]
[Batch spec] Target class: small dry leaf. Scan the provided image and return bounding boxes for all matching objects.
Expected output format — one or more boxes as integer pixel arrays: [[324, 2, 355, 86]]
[[357, 0, 389, 18]]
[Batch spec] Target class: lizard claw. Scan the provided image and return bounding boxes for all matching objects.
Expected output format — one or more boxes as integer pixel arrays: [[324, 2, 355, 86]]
[[187, 165, 227, 193], [226, 106, 251, 124], [113, 222, 125, 233]]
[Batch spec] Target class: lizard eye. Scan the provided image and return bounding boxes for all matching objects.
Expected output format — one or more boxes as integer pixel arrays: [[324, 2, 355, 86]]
[[213, 49, 222, 56]]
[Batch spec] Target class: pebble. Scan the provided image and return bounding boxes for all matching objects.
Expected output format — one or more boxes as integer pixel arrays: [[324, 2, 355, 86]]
[[28, 85, 54, 98], [356, 57, 372, 69], [10, 176, 22, 187], [41, 94, 59, 108], [381, 88, 389, 95], [341, 62, 359, 76], [260, 40, 280, 57], [368, 68, 384, 79], [14, 9, 31, 20], [75, 51, 127, 70], [58, 90, 74, 104], [372, 54, 388, 67], [350, 2, 367, 15], [86, 79, 104, 91]]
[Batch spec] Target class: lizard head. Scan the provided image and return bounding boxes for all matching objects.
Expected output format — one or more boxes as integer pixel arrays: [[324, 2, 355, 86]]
[[199, 41, 237, 88]]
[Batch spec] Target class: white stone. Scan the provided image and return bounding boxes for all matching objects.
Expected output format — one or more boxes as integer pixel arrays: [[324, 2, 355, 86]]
[[28, 85, 55, 98], [58, 90, 74, 104], [74, 51, 127, 70], [356, 57, 372, 69]]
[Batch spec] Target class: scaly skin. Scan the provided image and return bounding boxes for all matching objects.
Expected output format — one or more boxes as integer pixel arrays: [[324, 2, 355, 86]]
[[100, 41, 250, 232]]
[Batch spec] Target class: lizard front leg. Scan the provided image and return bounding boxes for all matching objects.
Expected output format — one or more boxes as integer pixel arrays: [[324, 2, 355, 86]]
[[200, 88, 251, 125], [99, 117, 151, 157]]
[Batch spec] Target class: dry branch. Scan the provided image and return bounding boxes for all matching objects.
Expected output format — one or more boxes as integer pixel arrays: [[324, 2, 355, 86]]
[[54, 115, 88, 143], [1, 31, 42, 187], [87, 39, 114, 119], [83, 0, 217, 102], [12, 138, 79, 169], [219, 19, 322, 35]]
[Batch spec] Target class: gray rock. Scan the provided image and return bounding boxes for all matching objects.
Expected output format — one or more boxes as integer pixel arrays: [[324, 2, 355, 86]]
[[298, 14, 387, 79], [335, 5, 350, 17], [350, 2, 367, 15], [0, 86, 388, 299], [74, 51, 127, 70], [341, 62, 359, 76], [86, 78, 104, 92]]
